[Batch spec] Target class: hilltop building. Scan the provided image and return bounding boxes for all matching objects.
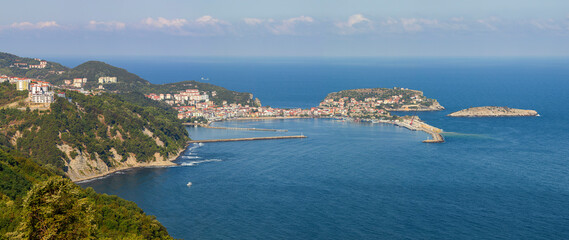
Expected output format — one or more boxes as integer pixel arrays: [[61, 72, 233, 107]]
[[29, 81, 54, 103], [14, 78, 31, 91], [29, 60, 47, 69], [98, 76, 117, 84], [73, 78, 87, 88]]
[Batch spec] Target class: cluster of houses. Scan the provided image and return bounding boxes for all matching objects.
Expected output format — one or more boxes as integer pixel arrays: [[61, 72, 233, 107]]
[[10, 58, 48, 69], [145, 88, 391, 121], [174, 104, 323, 121], [98, 76, 117, 84], [63, 78, 88, 88], [146, 89, 211, 106], [144, 87, 431, 122], [1, 75, 55, 104], [60, 76, 117, 90]]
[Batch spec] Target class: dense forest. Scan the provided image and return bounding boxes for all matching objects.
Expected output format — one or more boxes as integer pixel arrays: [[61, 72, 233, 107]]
[[0, 82, 183, 238], [0, 149, 173, 239], [0, 84, 189, 178]]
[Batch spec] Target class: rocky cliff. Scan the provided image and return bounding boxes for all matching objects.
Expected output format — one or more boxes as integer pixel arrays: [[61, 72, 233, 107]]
[[0, 88, 189, 181]]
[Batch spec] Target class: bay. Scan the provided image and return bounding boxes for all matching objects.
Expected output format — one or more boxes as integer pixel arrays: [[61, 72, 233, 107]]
[[79, 57, 569, 239]]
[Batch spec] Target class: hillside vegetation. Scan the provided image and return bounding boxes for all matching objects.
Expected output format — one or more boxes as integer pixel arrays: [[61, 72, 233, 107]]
[[0, 52, 67, 80], [0, 149, 173, 239], [48, 61, 151, 92], [0, 84, 189, 180], [1, 52, 258, 106]]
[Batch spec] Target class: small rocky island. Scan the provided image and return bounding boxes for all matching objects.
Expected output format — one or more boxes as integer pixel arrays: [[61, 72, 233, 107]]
[[448, 106, 538, 117]]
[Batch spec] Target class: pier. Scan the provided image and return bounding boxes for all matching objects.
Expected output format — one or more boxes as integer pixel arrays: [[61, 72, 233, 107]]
[[391, 120, 445, 143], [421, 131, 445, 143], [188, 135, 307, 143]]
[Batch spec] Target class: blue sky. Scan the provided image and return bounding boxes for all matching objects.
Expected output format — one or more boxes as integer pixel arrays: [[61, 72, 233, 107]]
[[1, 0, 568, 57]]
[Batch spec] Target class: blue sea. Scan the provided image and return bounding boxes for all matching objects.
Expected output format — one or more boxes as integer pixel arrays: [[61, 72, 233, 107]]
[[72, 57, 569, 239]]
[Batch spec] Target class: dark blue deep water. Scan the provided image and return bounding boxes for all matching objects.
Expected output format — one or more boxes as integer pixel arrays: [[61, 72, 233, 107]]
[[78, 58, 569, 239]]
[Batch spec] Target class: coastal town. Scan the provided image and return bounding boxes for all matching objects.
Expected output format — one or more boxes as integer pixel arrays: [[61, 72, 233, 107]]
[[143, 87, 445, 143], [144, 87, 444, 123], [1, 55, 444, 143]]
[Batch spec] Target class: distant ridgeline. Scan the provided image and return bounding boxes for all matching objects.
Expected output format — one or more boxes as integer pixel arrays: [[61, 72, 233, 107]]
[[0, 83, 189, 181], [0, 149, 174, 239], [0, 52, 258, 107], [0, 52, 67, 79]]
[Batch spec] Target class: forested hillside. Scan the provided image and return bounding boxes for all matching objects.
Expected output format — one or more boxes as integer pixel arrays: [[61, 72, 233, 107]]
[[0, 149, 173, 239], [0, 84, 189, 180]]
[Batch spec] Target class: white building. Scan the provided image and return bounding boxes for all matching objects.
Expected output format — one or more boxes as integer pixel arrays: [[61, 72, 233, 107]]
[[29, 82, 55, 104], [98, 76, 117, 84]]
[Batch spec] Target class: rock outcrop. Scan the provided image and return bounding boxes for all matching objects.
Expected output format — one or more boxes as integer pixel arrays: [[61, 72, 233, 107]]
[[448, 106, 538, 117]]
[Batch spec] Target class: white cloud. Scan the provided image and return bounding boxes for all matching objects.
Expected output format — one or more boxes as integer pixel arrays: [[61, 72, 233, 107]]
[[243, 18, 270, 26], [382, 17, 398, 26], [87, 20, 126, 31], [195, 15, 228, 25], [530, 19, 562, 31], [335, 14, 372, 34], [401, 18, 423, 32], [142, 17, 188, 28], [10, 21, 59, 30], [270, 16, 314, 35], [477, 17, 500, 31], [347, 14, 371, 27], [400, 18, 442, 32], [380, 17, 468, 33], [139, 16, 230, 36], [243, 16, 313, 35]]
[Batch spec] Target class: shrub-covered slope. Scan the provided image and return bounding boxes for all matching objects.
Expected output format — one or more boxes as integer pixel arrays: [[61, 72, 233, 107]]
[[0, 86, 189, 180], [0, 149, 173, 239]]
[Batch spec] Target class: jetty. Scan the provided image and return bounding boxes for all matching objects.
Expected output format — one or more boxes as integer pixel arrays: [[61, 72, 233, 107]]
[[188, 135, 307, 143], [183, 123, 288, 132], [391, 120, 445, 143]]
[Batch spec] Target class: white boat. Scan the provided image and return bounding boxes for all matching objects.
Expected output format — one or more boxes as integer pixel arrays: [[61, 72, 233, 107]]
[[187, 182, 192, 187]]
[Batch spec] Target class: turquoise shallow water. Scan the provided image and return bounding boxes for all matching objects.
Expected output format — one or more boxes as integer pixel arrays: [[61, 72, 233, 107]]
[[79, 58, 569, 239]]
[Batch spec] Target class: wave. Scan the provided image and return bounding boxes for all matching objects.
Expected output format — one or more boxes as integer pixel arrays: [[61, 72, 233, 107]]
[[181, 155, 200, 159], [179, 159, 222, 166], [187, 142, 204, 151]]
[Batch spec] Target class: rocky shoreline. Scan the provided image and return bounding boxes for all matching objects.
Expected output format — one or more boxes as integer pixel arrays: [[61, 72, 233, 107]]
[[448, 106, 538, 117], [72, 145, 188, 182]]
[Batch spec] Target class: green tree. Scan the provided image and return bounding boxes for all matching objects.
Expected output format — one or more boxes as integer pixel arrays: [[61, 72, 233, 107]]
[[12, 177, 95, 240]]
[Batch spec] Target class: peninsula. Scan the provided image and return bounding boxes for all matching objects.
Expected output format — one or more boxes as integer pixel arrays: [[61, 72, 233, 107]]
[[448, 106, 538, 117], [318, 87, 445, 143]]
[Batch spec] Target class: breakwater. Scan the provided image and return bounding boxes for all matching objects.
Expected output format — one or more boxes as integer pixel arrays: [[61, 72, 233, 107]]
[[188, 135, 307, 143], [391, 120, 444, 143]]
